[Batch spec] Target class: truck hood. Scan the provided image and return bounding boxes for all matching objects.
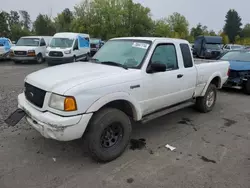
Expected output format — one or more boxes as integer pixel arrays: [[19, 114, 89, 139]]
[[25, 62, 139, 94], [229, 60, 250, 71], [11, 46, 38, 51]]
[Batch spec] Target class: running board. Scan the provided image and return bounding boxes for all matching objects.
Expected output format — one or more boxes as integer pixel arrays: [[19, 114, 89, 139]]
[[140, 101, 195, 124]]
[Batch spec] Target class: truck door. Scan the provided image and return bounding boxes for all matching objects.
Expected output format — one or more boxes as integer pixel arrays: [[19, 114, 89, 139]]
[[39, 38, 47, 58], [141, 42, 186, 115], [178, 43, 197, 100]]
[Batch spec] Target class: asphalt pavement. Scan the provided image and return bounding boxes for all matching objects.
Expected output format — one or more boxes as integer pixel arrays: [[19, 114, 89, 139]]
[[0, 60, 250, 188]]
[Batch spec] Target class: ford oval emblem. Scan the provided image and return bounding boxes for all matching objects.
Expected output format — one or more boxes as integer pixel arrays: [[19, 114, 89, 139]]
[[29, 92, 34, 97]]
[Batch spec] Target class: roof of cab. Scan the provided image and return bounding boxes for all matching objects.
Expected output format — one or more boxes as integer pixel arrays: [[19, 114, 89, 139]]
[[53, 32, 90, 38], [110, 37, 189, 44], [21, 36, 52, 39]]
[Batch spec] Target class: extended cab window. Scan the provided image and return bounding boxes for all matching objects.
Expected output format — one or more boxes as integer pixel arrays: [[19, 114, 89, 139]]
[[40, 38, 46, 46], [151, 44, 178, 70], [180, 43, 193, 68]]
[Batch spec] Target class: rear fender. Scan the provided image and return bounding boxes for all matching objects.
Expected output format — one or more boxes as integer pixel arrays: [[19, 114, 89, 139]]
[[201, 72, 222, 96]]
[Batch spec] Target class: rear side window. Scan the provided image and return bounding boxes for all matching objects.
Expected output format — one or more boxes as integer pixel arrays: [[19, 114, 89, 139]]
[[180, 43, 193, 68]]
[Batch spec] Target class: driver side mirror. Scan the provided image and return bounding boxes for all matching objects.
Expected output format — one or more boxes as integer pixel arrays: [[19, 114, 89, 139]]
[[147, 62, 166, 73], [73, 46, 79, 51]]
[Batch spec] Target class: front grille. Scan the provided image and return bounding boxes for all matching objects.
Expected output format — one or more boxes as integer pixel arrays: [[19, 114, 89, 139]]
[[211, 51, 220, 57], [24, 82, 46, 108], [49, 51, 63, 57], [90, 43, 96, 48], [14, 51, 27, 56]]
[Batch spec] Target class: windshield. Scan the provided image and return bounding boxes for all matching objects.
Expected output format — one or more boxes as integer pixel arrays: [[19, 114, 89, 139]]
[[16, 38, 40, 46], [90, 39, 100, 44], [206, 44, 220, 50], [92, 39, 151, 69], [231, 45, 243, 50], [220, 51, 250, 62], [49, 38, 74, 48]]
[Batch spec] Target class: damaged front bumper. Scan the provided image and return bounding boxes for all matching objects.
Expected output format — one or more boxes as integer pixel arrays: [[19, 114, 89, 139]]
[[18, 93, 93, 141]]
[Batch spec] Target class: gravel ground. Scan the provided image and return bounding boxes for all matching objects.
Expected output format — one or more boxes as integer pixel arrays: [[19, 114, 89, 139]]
[[0, 60, 250, 188]]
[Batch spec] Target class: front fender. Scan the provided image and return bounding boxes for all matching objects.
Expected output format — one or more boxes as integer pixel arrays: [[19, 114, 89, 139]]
[[201, 72, 222, 96], [86, 92, 142, 121]]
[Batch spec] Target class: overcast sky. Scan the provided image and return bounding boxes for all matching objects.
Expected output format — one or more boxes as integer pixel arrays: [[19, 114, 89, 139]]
[[1, 0, 249, 32]]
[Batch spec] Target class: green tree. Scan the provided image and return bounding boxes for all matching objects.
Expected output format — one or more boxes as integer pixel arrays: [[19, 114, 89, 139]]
[[54, 8, 74, 32], [190, 23, 216, 38], [223, 9, 242, 43], [0, 11, 10, 37], [220, 32, 229, 44], [153, 19, 170, 37], [208, 30, 217, 36], [19, 10, 31, 30], [10, 24, 31, 41], [73, 0, 153, 40], [9, 11, 20, 27], [241, 24, 250, 38], [33, 14, 56, 35], [167, 12, 189, 39], [190, 23, 204, 38]]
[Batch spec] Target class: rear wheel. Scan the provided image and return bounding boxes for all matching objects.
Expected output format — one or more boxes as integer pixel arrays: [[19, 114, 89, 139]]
[[86, 108, 132, 162], [195, 84, 217, 113], [243, 80, 250, 95]]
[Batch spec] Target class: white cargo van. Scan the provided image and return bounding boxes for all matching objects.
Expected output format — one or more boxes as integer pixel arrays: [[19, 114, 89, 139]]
[[46, 32, 90, 65], [10, 36, 52, 64]]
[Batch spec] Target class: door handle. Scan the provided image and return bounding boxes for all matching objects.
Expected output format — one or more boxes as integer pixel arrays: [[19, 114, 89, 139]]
[[177, 74, 183, 78]]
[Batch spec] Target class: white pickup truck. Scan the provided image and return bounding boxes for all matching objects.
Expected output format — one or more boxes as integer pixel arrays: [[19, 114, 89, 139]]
[[6, 37, 229, 162]]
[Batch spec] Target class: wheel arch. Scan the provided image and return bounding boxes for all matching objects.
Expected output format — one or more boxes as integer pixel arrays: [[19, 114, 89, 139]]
[[201, 73, 222, 96], [86, 92, 142, 121]]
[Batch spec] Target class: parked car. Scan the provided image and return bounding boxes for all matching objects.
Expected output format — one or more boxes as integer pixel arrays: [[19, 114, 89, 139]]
[[0, 37, 13, 60], [218, 50, 250, 94], [222, 44, 244, 52], [193, 36, 223, 59], [46, 32, 90, 66], [244, 46, 250, 50], [6, 37, 229, 162], [10, 36, 52, 64], [90, 38, 102, 56]]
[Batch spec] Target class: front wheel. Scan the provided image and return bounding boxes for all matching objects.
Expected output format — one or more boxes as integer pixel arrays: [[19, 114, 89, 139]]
[[37, 54, 44, 64], [195, 84, 217, 113], [86, 108, 132, 163]]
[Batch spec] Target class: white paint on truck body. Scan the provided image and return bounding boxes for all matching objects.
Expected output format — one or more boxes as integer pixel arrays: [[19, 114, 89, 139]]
[[18, 37, 230, 141]]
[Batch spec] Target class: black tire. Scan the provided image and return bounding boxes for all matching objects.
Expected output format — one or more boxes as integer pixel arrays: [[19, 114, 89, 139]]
[[37, 54, 43, 64], [243, 80, 250, 95], [86, 108, 132, 162], [195, 84, 217, 113]]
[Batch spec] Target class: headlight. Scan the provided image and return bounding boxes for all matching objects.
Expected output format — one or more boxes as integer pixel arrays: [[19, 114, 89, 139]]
[[64, 49, 71, 54], [49, 93, 77, 111], [206, 49, 211, 53]]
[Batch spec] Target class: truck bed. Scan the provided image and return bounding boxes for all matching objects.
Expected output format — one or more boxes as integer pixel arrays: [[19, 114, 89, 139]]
[[194, 58, 219, 64]]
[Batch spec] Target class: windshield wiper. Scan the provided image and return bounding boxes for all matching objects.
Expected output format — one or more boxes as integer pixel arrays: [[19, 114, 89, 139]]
[[100, 61, 128, 70]]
